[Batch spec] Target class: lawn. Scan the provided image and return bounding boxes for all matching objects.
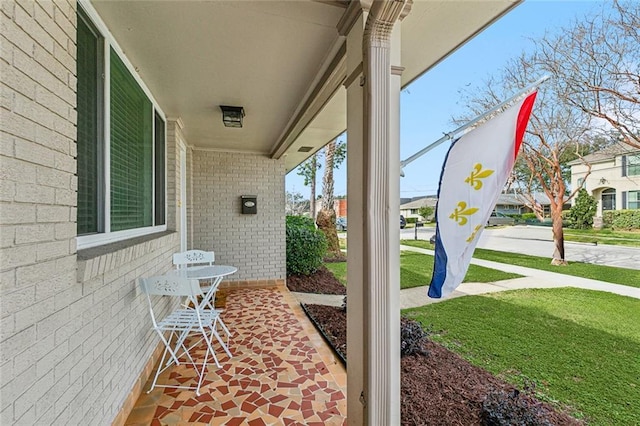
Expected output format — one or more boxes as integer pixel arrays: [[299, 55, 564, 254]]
[[563, 228, 640, 247], [325, 250, 522, 289], [403, 287, 640, 425], [400, 239, 640, 288]]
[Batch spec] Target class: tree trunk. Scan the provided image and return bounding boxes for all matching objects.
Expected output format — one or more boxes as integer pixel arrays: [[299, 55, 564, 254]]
[[550, 196, 567, 266], [309, 155, 317, 219], [317, 140, 344, 261], [322, 141, 336, 211], [316, 209, 345, 261]]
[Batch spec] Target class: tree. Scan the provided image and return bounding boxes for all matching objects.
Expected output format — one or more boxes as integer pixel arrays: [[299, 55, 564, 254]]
[[535, 0, 640, 150], [567, 188, 598, 229], [296, 153, 321, 218], [418, 206, 434, 222], [316, 138, 347, 260], [457, 52, 592, 265], [285, 191, 308, 216]]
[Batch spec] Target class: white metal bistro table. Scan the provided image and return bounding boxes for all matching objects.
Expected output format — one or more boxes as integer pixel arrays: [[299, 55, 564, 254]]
[[168, 265, 237, 309]]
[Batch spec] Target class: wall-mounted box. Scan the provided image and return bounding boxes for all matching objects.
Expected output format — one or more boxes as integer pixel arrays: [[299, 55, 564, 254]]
[[241, 195, 257, 214]]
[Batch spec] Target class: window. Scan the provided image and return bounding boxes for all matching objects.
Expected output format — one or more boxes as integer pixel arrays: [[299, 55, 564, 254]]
[[627, 191, 640, 210], [626, 154, 640, 176], [77, 11, 103, 235], [601, 188, 616, 211], [76, 5, 166, 248]]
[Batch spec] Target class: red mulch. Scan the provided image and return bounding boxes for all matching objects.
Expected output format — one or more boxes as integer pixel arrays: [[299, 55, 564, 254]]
[[286, 266, 346, 295], [297, 277, 583, 425]]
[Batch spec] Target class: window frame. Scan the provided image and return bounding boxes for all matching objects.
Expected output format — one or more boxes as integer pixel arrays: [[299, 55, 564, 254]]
[[77, 1, 167, 250]]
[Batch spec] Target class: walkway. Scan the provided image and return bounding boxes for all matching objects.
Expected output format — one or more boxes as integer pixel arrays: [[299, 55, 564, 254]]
[[292, 245, 640, 310]]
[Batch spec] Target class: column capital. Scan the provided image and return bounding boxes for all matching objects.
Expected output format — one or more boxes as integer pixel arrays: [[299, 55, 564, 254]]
[[364, 0, 406, 47]]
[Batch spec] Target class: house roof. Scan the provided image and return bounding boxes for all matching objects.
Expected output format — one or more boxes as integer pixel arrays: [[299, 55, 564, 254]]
[[90, 0, 520, 172], [567, 142, 639, 166], [400, 197, 438, 209]]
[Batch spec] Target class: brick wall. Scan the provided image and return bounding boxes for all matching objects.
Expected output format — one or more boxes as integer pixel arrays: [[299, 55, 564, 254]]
[[1, 2, 180, 424], [191, 151, 286, 281]]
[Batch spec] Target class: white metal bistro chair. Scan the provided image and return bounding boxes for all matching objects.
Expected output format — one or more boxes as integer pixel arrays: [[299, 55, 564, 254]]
[[140, 275, 229, 396], [172, 249, 217, 296]]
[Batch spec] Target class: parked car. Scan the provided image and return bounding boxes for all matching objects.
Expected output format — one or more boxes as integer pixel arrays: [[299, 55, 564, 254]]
[[400, 215, 406, 229], [487, 211, 515, 226], [336, 217, 347, 231]]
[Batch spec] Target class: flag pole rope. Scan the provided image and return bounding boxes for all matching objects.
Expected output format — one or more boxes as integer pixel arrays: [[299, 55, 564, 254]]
[[400, 75, 550, 176]]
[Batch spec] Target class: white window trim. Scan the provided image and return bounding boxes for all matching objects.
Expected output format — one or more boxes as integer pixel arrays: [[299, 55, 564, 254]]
[[77, 0, 168, 251]]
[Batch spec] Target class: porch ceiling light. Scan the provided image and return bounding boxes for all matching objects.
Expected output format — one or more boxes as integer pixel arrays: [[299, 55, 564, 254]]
[[220, 105, 245, 128]]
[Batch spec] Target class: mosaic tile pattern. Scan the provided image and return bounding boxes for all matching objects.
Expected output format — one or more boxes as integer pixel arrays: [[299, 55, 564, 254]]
[[126, 287, 347, 425]]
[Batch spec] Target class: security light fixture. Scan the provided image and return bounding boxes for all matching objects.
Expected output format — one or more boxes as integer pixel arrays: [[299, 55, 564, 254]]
[[220, 105, 245, 128]]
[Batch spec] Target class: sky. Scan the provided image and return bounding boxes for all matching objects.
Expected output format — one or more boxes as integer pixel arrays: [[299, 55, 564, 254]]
[[285, 0, 607, 200]]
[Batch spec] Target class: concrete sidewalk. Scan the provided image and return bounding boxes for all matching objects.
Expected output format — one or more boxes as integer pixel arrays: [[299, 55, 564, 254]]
[[399, 245, 640, 308], [291, 245, 640, 309]]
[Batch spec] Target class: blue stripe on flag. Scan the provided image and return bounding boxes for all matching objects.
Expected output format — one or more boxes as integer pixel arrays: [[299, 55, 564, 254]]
[[427, 137, 460, 299], [428, 232, 448, 298]]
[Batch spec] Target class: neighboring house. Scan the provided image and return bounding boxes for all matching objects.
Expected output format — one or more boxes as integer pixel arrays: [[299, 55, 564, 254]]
[[400, 197, 437, 221], [495, 192, 569, 217], [569, 143, 640, 217], [334, 198, 348, 218], [0, 1, 522, 424]]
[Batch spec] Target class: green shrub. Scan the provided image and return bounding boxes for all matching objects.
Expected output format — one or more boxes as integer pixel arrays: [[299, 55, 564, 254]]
[[603, 210, 614, 228], [567, 189, 597, 229], [521, 212, 538, 221], [406, 217, 418, 224], [610, 209, 640, 230], [286, 220, 327, 276], [286, 215, 316, 230]]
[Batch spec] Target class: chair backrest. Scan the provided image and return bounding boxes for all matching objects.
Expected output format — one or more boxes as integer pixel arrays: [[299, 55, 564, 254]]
[[172, 250, 215, 269], [140, 275, 202, 297], [139, 275, 203, 324]]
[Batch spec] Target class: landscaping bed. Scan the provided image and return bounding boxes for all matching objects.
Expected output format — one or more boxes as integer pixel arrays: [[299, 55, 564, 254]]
[[295, 273, 582, 425]]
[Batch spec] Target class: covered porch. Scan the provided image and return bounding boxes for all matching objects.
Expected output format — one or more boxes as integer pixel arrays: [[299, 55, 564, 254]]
[[1, 0, 521, 424]]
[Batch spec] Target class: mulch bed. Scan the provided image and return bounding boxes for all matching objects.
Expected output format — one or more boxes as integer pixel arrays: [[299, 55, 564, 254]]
[[286, 266, 346, 295], [296, 275, 582, 425]]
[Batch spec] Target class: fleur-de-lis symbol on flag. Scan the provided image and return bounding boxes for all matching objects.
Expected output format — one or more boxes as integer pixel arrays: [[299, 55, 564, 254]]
[[464, 163, 494, 190], [449, 201, 479, 226], [466, 225, 483, 243]]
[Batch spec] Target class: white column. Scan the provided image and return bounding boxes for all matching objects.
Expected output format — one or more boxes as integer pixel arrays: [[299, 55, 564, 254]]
[[343, 1, 406, 424]]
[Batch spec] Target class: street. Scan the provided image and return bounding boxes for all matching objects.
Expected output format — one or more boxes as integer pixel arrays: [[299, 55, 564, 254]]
[[400, 225, 640, 270]]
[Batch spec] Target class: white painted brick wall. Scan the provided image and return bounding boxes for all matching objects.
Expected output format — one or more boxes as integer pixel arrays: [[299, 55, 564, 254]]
[[192, 150, 286, 281], [1, 2, 181, 425]]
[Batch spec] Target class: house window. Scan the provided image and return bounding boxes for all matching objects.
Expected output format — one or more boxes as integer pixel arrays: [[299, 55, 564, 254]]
[[76, 6, 166, 248], [626, 154, 640, 176], [77, 11, 103, 235], [601, 188, 616, 211], [577, 177, 584, 188], [628, 191, 640, 210]]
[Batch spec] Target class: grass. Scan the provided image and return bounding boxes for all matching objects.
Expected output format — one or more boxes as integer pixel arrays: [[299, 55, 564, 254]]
[[325, 261, 346, 285], [403, 288, 640, 425], [563, 228, 640, 247], [324, 251, 522, 289], [400, 239, 640, 288]]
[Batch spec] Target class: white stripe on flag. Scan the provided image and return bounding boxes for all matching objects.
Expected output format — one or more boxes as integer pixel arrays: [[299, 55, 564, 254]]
[[428, 92, 537, 298]]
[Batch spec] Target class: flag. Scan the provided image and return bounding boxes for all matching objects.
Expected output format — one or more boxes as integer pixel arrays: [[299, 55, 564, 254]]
[[428, 91, 538, 298]]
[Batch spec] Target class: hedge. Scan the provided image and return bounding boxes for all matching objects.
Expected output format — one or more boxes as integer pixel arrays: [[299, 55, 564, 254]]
[[285, 215, 327, 276], [603, 210, 640, 230]]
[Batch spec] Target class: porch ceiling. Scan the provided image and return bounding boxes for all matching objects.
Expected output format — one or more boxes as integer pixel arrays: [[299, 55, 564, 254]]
[[90, 0, 519, 172]]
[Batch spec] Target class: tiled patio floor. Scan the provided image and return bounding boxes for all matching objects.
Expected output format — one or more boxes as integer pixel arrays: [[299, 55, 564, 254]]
[[125, 286, 347, 425]]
